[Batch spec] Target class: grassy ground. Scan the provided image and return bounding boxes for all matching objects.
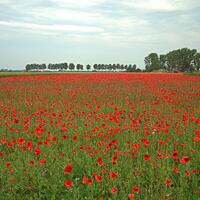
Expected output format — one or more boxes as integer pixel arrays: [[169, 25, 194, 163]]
[[0, 71, 93, 77], [1, 71, 199, 78], [184, 72, 200, 76]]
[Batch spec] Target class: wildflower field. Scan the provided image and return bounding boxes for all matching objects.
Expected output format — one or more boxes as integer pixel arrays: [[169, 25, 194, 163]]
[[0, 73, 199, 200]]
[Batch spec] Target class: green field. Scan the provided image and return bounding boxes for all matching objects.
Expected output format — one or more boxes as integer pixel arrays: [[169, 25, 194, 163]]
[[0, 71, 94, 77]]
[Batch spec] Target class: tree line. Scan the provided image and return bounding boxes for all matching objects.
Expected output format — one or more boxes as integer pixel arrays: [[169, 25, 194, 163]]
[[25, 63, 139, 71], [25, 64, 46, 71], [25, 47, 200, 72], [145, 48, 200, 72]]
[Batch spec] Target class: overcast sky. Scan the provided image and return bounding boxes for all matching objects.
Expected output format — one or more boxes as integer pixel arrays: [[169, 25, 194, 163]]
[[0, 0, 200, 69]]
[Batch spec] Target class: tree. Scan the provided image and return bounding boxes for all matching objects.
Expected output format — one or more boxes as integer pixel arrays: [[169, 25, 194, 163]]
[[80, 64, 84, 70], [76, 64, 81, 70], [41, 64, 46, 70], [86, 64, 91, 70], [176, 48, 197, 72], [26, 64, 46, 71], [93, 64, 97, 71], [145, 48, 199, 72], [135, 68, 142, 72], [116, 64, 120, 71], [127, 64, 137, 72], [124, 65, 128, 71], [69, 63, 75, 70], [193, 52, 200, 71], [165, 48, 197, 72], [145, 53, 160, 71], [25, 64, 31, 71], [132, 64, 137, 71], [63, 63, 68, 70], [165, 51, 177, 72], [159, 54, 167, 70]]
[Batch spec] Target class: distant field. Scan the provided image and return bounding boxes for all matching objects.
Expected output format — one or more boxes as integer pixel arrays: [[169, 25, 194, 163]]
[[184, 72, 200, 76], [0, 71, 93, 77], [0, 71, 200, 78]]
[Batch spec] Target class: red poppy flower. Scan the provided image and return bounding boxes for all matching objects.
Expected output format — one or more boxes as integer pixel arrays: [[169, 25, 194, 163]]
[[186, 172, 190, 177], [180, 156, 191, 164], [172, 167, 179, 173], [102, 169, 107, 174], [95, 174, 102, 182], [82, 176, 87, 184], [65, 180, 72, 188], [87, 178, 93, 185], [5, 162, 11, 167], [192, 169, 198, 173], [165, 178, 171, 186], [172, 149, 178, 159], [7, 141, 13, 147], [64, 165, 73, 173], [196, 118, 200, 125], [62, 135, 68, 139], [111, 187, 118, 193], [72, 136, 77, 141], [1, 138, 6, 144], [144, 154, 151, 161], [128, 193, 134, 200], [111, 156, 118, 162], [34, 148, 41, 156], [156, 153, 164, 159], [29, 160, 34, 166], [110, 172, 118, 179], [97, 157, 104, 166], [17, 137, 26, 145], [133, 185, 139, 193], [111, 156, 118, 165], [39, 159, 46, 165]]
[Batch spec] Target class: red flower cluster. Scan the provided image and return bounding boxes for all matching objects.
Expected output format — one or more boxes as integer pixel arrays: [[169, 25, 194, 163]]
[[0, 73, 199, 199]]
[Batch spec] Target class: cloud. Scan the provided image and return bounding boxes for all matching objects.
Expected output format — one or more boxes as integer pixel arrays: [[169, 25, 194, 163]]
[[0, 21, 103, 33], [0, 0, 200, 68], [29, 7, 101, 26], [123, 0, 176, 11], [0, 0, 150, 42], [51, 0, 105, 7], [0, 0, 199, 44], [121, 0, 200, 11]]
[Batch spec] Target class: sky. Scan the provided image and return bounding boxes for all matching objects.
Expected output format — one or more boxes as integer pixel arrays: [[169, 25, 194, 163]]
[[0, 0, 200, 69]]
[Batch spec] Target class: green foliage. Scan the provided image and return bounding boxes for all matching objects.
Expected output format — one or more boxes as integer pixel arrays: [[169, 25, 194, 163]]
[[126, 64, 137, 72], [145, 53, 160, 71], [48, 63, 68, 70], [184, 72, 200, 76], [165, 48, 197, 72], [93, 64, 130, 71], [86, 64, 91, 70], [145, 48, 200, 72], [25, 63, 139, 72], [69, 63, 75, 70], [26, 64, 46, 71], [76, 64, 84, 70], [193, 53, 200, 71]]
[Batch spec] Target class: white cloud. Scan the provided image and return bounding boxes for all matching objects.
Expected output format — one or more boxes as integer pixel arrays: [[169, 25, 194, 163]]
[[51, 0, 105, 7], [122, 0, 199, 11], [0, 0, 12, 4], [0, 0, 200, 68], [0, 21, 103, 33], [30, 7, 101, 24]]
